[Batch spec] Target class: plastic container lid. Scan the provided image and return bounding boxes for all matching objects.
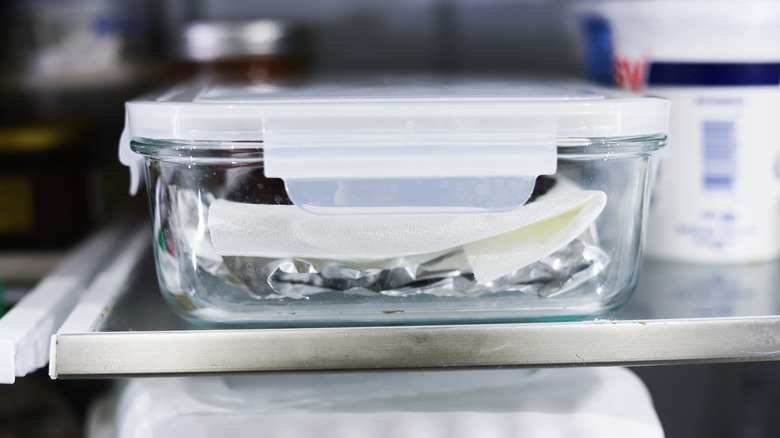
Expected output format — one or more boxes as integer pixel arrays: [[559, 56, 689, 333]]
[[120, 78, 668, 214]]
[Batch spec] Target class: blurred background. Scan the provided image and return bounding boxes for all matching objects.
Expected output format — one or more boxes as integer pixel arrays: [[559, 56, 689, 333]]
[[0, 1, 778, 437]]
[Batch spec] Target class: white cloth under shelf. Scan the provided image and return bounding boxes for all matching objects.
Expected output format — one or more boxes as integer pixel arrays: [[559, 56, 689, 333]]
[[103, 367, 663, 438]]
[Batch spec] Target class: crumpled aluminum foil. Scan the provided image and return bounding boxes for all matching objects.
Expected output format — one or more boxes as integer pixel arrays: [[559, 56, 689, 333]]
[[220, 237, 610, 300]]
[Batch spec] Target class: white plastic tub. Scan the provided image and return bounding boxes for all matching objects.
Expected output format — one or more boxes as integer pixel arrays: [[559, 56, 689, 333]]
[[120, 78, 668, 326], [572, 0, 780, 263]]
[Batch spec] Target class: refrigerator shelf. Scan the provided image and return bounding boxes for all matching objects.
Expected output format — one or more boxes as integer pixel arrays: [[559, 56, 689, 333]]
[[43, 227, 780, 379], [0, 223, 145, 383]]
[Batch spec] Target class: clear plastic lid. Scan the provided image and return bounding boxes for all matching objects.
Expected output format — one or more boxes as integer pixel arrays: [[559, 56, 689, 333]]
[[120, 78, 668, 214]]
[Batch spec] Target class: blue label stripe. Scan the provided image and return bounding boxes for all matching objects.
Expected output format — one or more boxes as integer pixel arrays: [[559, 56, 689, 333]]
[[701, 120, 737, 191], [648, 62, 780, 86]]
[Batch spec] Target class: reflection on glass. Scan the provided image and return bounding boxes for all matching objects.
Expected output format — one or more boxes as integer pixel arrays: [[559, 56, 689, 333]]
[[623, 259, 780, 319]]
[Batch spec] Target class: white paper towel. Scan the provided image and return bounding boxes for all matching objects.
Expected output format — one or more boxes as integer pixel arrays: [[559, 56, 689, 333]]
[[207, 184, 606, 283]]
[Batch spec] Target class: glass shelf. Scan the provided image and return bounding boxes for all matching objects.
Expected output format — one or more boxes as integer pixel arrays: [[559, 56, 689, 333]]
[[48, 239, 780, 378]]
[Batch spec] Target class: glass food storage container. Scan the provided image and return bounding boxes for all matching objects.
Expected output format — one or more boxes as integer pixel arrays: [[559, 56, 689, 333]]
[[119, 78, 669, 326]]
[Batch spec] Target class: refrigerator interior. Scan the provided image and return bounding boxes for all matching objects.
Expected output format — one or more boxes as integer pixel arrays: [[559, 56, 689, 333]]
[[1, 0, 779, 437]]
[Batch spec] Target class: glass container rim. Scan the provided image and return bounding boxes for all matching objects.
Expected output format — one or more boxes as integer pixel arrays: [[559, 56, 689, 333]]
[[130, 134, 667, 158]]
